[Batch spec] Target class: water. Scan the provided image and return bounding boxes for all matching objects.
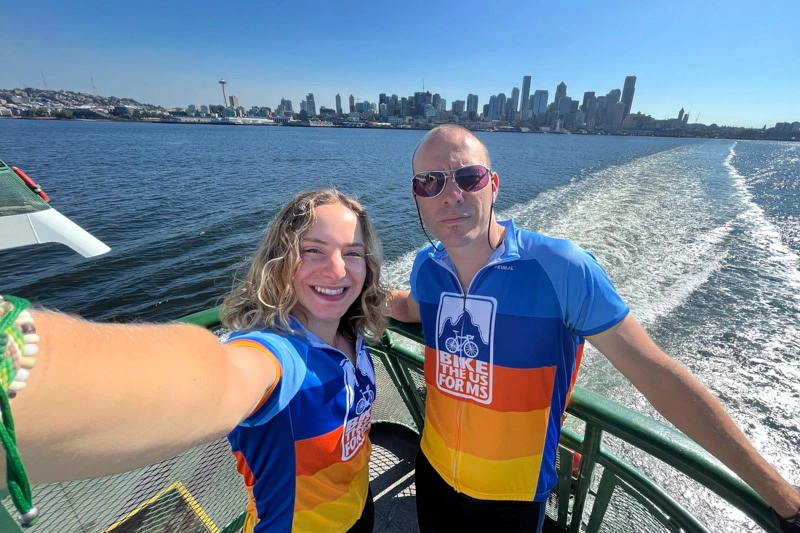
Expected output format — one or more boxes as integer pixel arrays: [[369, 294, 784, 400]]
[[1, 119, 798, 530]]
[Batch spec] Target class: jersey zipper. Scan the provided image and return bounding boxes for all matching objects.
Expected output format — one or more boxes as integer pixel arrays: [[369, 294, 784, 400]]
[[433, 249, 512, 492]]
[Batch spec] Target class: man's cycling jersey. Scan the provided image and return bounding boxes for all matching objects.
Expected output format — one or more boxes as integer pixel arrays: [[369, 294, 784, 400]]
[[410, 219, 629, 502], [225, 322, 375, 532]]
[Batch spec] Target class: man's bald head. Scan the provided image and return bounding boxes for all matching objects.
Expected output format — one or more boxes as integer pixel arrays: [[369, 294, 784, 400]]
[[412, 125, 491, 172]]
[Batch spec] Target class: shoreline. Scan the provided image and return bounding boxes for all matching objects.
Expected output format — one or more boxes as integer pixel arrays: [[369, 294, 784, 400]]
[[2, 115, 797, 142]]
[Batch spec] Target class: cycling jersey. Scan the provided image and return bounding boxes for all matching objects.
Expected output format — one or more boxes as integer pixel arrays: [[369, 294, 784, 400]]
[[225, 322, 375, 532], [410, 219, 629, 502]]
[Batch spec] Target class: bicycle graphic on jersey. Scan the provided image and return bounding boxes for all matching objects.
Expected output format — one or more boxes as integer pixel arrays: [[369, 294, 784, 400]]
[[445, 330, 479, 358], [355, 387, 375, 415]]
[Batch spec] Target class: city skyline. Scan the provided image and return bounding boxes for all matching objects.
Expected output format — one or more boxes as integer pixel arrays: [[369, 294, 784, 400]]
[[3, 0, 798, 129]]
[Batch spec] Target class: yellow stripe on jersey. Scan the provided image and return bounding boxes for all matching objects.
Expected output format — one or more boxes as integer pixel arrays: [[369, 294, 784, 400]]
[[422, 421, 544, 500], [294, 442, 371, 512], [293, 467, 370, 533], [424, 386, 551, 461]]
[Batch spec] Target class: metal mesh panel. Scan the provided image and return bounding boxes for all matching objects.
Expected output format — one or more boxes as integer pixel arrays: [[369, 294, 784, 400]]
[[545, 450, 563, 520], [0, 162, 50, 216], [595, 485, 675, 533], [1, 436, 247, 532], [370, 351, 417, 430], [408, 366, 426, 405]]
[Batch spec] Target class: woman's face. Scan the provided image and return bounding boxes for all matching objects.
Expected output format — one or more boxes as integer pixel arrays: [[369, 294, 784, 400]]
[[292, 202, 367, 332]]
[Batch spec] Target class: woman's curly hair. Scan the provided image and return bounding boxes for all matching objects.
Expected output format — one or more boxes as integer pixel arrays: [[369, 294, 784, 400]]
[[221, 189, 388, 342]]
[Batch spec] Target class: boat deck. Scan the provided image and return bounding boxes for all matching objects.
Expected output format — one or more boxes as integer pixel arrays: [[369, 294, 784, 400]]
[[370, 423, 420, 532], [370, 423, 564, 533]]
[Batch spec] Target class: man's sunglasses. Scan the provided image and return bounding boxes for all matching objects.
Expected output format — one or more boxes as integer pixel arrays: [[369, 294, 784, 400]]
[[412, 165, 492, 198]]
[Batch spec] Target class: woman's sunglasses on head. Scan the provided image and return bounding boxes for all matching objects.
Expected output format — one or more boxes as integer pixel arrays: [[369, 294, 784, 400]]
[[412, 165, 491, 198]]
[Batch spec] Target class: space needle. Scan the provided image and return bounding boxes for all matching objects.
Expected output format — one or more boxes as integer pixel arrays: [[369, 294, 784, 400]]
[[219, 79, 228, 106]]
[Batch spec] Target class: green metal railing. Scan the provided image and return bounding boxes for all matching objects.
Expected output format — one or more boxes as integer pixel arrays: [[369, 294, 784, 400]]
[[372, 319, 779, 533], [0, 310, 781, 532]]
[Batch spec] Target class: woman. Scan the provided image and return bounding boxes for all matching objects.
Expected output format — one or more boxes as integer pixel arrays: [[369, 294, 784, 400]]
[[220, 189, 387, 532], [1, 189, 387, 532]]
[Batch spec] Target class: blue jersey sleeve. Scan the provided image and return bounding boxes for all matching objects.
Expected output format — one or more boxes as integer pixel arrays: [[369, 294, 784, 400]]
[[537, 239, 629, 337], [225, 331, 308, 427], [410, 245, 435, 303]]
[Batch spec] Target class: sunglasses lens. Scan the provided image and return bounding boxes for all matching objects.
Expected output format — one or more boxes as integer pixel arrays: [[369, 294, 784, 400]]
[[413, 172, 446, 197], [454, 165, 490, 192], [412, 166, 490, 197]]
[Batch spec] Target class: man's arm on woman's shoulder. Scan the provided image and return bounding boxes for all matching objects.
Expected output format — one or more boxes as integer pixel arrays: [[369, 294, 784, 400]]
[[387, 289, 421, 323]]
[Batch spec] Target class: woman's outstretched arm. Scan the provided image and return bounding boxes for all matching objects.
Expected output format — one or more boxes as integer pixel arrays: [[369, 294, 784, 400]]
[[2, 310, 276, 484]]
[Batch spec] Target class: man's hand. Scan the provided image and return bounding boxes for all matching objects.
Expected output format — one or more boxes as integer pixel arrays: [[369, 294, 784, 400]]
[[386, 289, 421, 323], [773, 487, 800, 533]]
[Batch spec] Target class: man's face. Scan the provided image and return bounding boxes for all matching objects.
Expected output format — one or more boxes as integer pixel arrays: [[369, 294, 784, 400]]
[[412, 133, 497, 251]]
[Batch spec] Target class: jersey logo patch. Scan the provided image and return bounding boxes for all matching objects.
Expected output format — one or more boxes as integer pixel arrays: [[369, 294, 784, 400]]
[[434, 293, 496, 404], [341, 359, 374, 461]]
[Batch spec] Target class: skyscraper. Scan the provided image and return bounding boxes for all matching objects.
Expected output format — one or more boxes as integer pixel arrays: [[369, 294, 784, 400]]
[[466, 94, 479, 120], [621, 76, 636, 119], [557, 97, 572, 117], [583, 92, 597, 128], [488, 95, 498, 120], [497, 93, 506, 121], [349, 95, 355, 113], [306, 93, 316, 116], [605, 89, 621, 124], [520, 76, 531, 114], [335, 94, 342, 117], [581, 92, 595, 112], [532, 90, 548, 115], [554, 82, 567, 107], [510, 87, 520, 120]]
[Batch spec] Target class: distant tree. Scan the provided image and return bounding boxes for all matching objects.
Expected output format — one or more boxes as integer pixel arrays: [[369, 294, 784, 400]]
[[23, 107, 49, 117], [298, 109, 309, 122], [54, 109, 74, 119]]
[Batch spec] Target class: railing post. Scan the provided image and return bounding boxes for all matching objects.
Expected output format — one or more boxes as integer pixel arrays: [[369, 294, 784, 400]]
[[0, 501, 22, 533], [569, 423, 603, 533]]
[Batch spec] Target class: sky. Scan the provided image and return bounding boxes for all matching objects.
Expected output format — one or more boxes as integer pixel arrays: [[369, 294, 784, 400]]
[[2, 0, 798, 129]]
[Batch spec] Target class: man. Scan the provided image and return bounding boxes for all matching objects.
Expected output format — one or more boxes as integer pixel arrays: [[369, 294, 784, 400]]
[[389, 124, 800, 532]]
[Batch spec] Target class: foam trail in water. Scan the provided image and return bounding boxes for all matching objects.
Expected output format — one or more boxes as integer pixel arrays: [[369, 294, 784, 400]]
[[725, 143, 800, 288], [504, 144, 733, 327]]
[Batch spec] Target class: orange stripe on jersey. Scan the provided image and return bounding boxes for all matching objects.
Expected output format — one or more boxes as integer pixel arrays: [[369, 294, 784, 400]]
[[564, 342, 585, 409], [294, 426, 344, 477], [232, 451, 259, 517], [486, 365, 555, 412], [227, 339, 282, 415], [294, 443, 371, 512], [424, 386, 550, 461], [232, 450, 256, 486], [424, 346, 556, 412]]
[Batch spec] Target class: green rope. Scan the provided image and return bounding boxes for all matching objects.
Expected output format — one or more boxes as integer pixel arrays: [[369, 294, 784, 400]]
[[0, 296, 38, 527]]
